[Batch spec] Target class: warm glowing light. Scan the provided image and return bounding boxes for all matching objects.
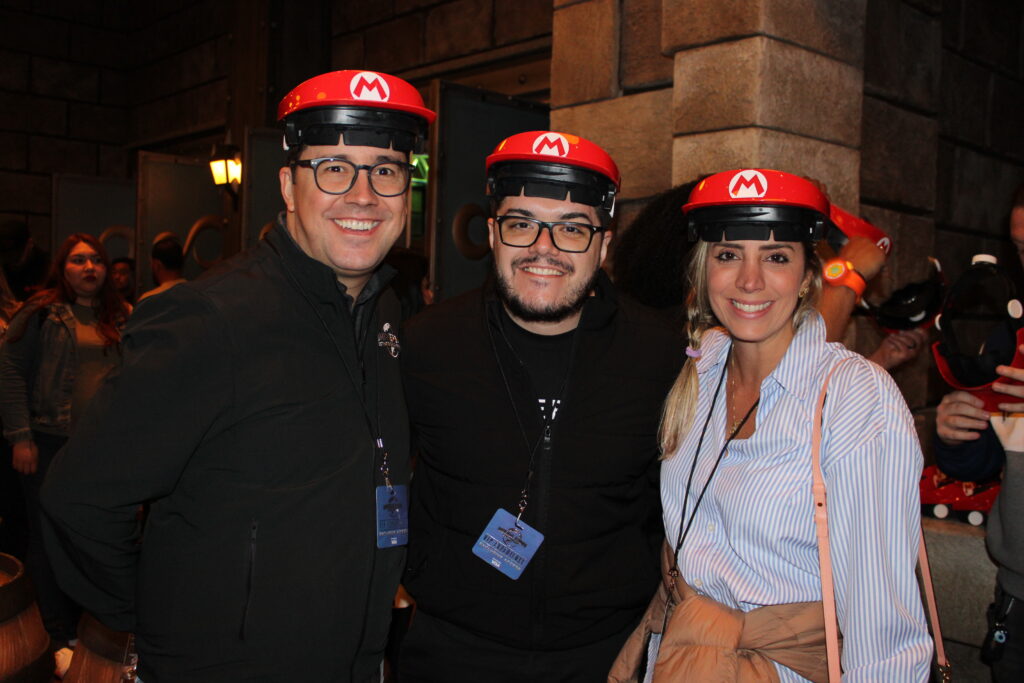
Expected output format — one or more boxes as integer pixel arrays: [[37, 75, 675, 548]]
[[209, 143, 242, 190]]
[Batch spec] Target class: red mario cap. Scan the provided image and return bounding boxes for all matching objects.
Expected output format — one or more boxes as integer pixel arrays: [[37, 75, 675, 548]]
[[485, 131, 620, 214], [278, 70, 435, 153]]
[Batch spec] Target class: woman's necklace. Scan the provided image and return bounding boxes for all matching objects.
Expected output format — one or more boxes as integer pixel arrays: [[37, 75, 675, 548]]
[[728, 362, 759, 436]]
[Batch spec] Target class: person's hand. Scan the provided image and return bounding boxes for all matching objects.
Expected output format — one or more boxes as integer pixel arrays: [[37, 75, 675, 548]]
[[838, 235, 886, 282], [867, 328, 928, 370], [11, 440, 38, 475], [993, 346, 1024, 412], [936, 391, 989, 446], [990, 414, 1024, 452]]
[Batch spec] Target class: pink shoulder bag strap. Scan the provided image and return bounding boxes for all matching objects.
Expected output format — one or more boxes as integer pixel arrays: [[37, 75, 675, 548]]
[[811, 359, 951, 682]]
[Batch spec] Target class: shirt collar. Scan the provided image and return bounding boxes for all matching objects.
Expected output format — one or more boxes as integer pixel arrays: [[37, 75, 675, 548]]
[[694, 311, 826, 399]]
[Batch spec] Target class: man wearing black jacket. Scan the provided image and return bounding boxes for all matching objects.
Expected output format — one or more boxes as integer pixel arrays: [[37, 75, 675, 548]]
[[41, 70, 434, 682], [399, 131, 683, 681]]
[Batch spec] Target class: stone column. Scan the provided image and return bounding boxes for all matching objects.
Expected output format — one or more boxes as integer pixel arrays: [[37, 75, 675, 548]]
[[549, 0, 675, 228], [664, 0, 867, 209]]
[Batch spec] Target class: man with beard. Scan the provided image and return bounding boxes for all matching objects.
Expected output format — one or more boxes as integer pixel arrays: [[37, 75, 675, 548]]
[[398, 131, 682, 681]]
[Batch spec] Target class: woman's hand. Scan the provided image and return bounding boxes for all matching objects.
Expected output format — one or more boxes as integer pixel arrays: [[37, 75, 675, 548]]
[[12, 440, 38, 475]]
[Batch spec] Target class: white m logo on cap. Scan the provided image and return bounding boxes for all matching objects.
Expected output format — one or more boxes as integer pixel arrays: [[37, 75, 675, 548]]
[[349, 72, 390, 102], [729, 170, 768, 199], [532, 133, 569, 157]]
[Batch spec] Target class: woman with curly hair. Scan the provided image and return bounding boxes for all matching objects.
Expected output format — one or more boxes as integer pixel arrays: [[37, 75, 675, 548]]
[[0, 232, 130, 645]]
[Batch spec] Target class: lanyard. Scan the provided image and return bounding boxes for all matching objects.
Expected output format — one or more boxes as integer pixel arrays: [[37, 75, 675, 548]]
[[278, 253, 394, 487], [488, 312, 573, 527], [670, 352, 759, 576]]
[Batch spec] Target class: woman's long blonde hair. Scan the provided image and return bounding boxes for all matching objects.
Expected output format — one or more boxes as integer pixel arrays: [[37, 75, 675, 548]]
[[659, 239, 823, 455]]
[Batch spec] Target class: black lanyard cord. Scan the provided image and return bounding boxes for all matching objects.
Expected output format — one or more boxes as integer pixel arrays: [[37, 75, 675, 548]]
[[487, 308, 575, 526], [669, 351, 760, 573], [278, 255, 391, 484]]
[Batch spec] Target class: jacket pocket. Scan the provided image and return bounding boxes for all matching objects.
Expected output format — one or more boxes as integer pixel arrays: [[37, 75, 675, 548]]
[[240, 519, 258, 639]]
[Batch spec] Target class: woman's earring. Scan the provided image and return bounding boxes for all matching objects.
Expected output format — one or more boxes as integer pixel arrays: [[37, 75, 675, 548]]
[[799, 285, 809, 298]]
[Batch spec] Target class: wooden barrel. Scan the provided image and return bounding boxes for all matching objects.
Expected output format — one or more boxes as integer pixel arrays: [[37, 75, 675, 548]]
[[64, 612, 133, 683], [0, 552, 53, 682]]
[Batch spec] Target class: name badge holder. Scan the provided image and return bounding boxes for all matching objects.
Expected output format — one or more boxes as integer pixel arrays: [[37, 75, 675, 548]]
[[473, 484, 544, 580], [375, 438, 408, 548]]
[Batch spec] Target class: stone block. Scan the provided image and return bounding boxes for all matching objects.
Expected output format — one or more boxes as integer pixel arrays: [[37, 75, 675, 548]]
[[30, 136, 98, 175], [99, 69, 130, 107], [98, 144, 129, 178], [941, 0, 963, 50], [425, 0, 493, 62], [11, 0, 102, 24], [551, 0, 618, 107], [0, 92, 67, 136], [31, 57, 99, 103], [331, 32, 365, 70], [938, 50, 989, 146], [673, 37, 862, 148], [621, 0, 673, 89], [0, 10, 69, 58], [27, 214, 52, 254], [136, 37, 229, 106], [0, 49, 29, 91], [662, 0, 866, 66], [864, 0, 940, 112], [551, 88, 673, 200], [992, 74, 1024, 161], [0, 171, 51, 214], [935, 140, 1024, 236], [332, 0, 394, 34], [960, 1, 1022, 73], [69, 25, 129, 69], [394, 0, 438, 14], [0, 132, 28, 171], [364, 14, 423, 74], [69, 103, 129, 145], [132, 79, 228, 143], [495, 0, 552, 45], [860, 96, 937, 212], [132, 1, 231, 65], [450, 53, 550, 98], [671, 127, 860, 209]]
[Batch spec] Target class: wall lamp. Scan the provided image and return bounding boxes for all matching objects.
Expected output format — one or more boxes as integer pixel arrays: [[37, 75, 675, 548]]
[[209, 143, 242, 194]]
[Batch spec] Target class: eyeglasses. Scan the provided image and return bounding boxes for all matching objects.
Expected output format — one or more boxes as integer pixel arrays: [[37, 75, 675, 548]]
[[292, 157, 415, 197], [494, 215, 603, 253]]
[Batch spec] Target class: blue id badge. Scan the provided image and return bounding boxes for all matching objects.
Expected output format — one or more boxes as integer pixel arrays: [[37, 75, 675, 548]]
[[375, 485, 408, 548], [472, 508, 544, 580]]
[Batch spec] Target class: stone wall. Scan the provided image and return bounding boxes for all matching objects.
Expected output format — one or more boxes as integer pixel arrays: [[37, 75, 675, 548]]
[[0, 1, 134, 251], [330, 0, 553, 100]]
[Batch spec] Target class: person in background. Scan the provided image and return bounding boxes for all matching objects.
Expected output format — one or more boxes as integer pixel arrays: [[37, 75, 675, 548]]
[[934, 182, 1024, 681], [0, 233, 129, 647], [41, 70, 433, 682], [110, 257, 136, 305], [615, 169, 931, 680], [400, 131, 682, 682], [0, 264, 28, 560], [0, 219, 49, 302], [137, 234, 185, 303]]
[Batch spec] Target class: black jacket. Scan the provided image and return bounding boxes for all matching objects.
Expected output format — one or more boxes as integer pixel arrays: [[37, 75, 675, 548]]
[[41, 225, 410, 682], [401, 273, 683, 650]]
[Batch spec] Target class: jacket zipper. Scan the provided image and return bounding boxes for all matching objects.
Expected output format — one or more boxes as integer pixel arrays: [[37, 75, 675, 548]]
[[240, 519, 258, 639]]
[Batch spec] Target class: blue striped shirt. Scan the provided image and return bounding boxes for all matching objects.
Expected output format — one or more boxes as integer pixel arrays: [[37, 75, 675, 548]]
[[661, 313, 932, 681]]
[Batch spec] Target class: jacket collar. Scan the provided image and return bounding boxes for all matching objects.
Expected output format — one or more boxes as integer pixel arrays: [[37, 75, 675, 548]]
[[266, 216, 395, 306]]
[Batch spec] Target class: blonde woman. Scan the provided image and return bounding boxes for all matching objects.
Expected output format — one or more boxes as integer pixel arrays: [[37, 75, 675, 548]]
[[612, 170, 932, 682]]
